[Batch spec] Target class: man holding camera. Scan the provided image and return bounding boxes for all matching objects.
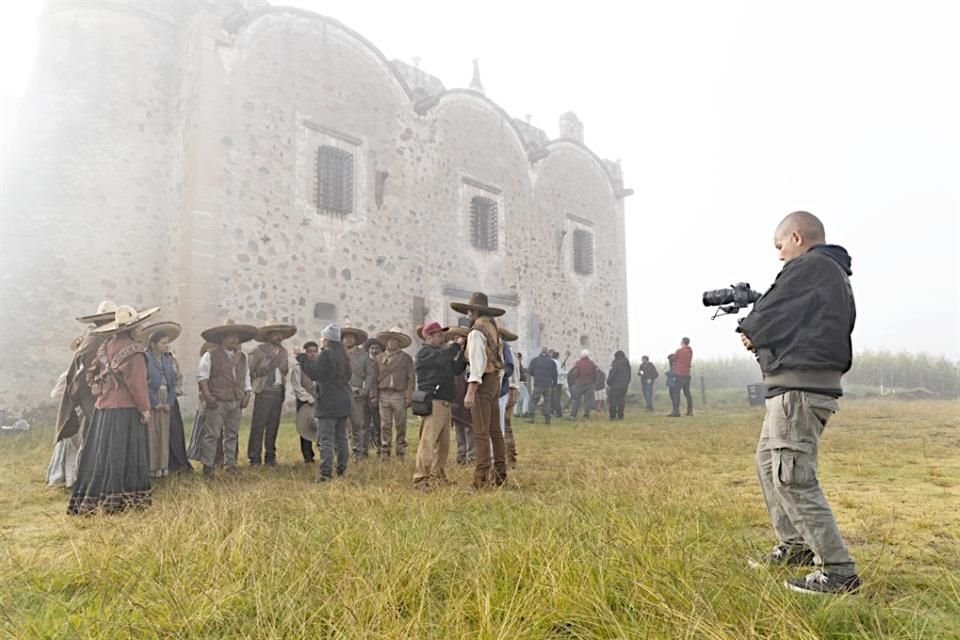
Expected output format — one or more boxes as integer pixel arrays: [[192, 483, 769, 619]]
[[738, 211, 860, 595], [412, 322, 465, 491]]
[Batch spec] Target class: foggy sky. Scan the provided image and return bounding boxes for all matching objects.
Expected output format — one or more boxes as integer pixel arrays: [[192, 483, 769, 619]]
[[2, 0, 957, 361]]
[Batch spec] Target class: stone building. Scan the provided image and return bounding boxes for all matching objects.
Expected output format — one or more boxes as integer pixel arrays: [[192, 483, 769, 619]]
[[0, 0, 632, 411]]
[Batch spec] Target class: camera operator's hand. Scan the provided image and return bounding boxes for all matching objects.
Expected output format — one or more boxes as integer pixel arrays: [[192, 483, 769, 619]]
[[741, 334, 756, 352]]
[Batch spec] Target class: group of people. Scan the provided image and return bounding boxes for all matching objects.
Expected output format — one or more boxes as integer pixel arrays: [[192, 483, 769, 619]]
[[44, 210, 863, 595], [47, 290, 537, 511], [513, 338, 696, 423]]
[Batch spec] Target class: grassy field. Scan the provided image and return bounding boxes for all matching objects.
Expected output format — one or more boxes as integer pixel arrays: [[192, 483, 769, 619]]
[[1, 399, 958, 639]]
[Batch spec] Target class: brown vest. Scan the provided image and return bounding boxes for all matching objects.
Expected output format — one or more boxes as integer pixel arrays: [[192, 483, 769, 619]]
[[208, 346, 248, 401], [469, 316, 504, 374]]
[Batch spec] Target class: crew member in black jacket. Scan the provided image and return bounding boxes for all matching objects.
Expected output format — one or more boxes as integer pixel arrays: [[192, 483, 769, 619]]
[[738, 210, 860, 595], [412, 322, 465, 491], [525, 348, 558, 424]]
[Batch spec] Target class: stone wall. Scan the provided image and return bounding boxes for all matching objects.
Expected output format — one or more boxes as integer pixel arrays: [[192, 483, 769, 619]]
[[0, 3, 180, 408], [0, 2, 630, 413]]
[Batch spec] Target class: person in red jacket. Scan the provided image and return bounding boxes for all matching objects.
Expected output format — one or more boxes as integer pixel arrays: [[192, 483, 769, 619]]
[[568, 350, 598, 419], [669, 337, 694, 417]]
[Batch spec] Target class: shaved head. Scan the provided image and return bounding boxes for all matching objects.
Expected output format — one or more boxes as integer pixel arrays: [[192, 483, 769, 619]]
[[774, 211, 826, 262], [776, 211, 826, 244]]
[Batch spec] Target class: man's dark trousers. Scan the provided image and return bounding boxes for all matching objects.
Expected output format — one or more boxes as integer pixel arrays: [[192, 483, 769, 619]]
[[608, 387, 628, 419], [527, 386, 552, 423], [249, 388, 284, 464], [676, 376, 693, 415], [569, 383, 594, 418]]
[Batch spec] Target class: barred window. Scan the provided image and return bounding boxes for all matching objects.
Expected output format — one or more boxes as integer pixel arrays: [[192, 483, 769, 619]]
[[573, 229, 594, 275], [470, 196, 498, 251], [315, 145, 353, 215]]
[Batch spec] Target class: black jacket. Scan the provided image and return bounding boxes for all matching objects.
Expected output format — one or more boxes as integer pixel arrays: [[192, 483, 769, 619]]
[[607, 357, 632, 390], [527, 353, 558, 389], [737, 244, 856, 397], [415, 342, 464, 402], [301, 350, 352, 419], [638, 362, 658, 384]]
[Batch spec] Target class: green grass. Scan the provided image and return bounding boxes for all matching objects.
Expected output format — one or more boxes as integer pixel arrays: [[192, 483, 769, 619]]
[[1, 400, 958, 639]]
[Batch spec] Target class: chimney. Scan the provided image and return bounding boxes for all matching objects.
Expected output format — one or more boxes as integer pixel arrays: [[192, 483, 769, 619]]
[[558, 111, 583, 143]]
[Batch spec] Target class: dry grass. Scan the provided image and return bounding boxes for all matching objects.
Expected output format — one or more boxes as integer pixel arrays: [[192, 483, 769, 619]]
[[1, 399, 958, 639]]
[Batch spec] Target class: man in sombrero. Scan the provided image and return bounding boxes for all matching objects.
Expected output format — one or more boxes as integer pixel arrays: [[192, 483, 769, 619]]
[[451, 292, 508, 489], [372, 326, 415, 460], [247, 320, 297, 466], [363, 337, 384, 456], [341, 324, 375, 460], [48, 301, 118, 488], [197, 319, 258, 476]]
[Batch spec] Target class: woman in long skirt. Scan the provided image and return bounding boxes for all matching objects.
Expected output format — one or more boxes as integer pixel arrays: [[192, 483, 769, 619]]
[[68, 305, 158, 516]]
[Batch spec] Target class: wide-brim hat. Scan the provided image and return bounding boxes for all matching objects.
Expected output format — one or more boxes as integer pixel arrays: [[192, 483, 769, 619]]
[[92, 305, 160, 335], [376, 326, 412, 349], [296, 404, 320, 442], [445, 326, 469, 339], [364, 337, 384, 351], [76, 300, 118, 325], [450, 291, 505, 317], [255, 321, 297, 342], [201, 320, 258, 344], [200, 341, 218, 357], [499, 327, 519, 342], [135, 321, 182, 346], [340, 326, 369, 344]]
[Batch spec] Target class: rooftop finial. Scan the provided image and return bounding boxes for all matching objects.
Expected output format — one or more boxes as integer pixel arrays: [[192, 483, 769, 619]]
[[469, 58, 485, 94]]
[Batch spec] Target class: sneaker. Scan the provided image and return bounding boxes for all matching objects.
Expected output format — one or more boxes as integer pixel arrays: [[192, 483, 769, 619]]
[[785, 570, 861, 595], [747, 544, 818, 569]]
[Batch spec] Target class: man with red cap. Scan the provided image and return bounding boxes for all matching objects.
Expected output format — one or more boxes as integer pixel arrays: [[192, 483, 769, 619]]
[[412, 322, 466, 491]]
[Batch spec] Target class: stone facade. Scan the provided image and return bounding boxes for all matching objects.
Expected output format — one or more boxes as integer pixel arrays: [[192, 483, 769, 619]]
[[0, 1, 631, 412]]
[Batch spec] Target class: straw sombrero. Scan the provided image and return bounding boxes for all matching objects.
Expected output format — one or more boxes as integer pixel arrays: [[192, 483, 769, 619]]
[[201, 319, 258, 344], [92, 305, 160, 335], [340, 324, 369, 344], [376, 326, 412, 349], [450, 292, 505, 317], [255, 321, 297, 342], [296, 404, 320, 442], [135, 321, 182, 346], [76, 300, 118, 326], [499, 327, 519, 342]]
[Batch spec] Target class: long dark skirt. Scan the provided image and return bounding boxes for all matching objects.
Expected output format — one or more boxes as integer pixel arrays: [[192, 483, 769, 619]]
[[168, 399, 190, 472], [67, 408, 152, 516]]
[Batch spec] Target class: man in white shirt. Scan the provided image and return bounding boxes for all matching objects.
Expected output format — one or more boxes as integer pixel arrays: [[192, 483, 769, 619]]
[[452, 292, 508, 489], [197, 320, 257, 477]]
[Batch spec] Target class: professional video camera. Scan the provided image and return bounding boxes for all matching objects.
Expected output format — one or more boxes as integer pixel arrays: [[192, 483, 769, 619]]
[[702, 282, 761, 319]]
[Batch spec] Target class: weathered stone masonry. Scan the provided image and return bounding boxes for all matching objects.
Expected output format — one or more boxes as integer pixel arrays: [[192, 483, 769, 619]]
[[0, 0, 631, 411]]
